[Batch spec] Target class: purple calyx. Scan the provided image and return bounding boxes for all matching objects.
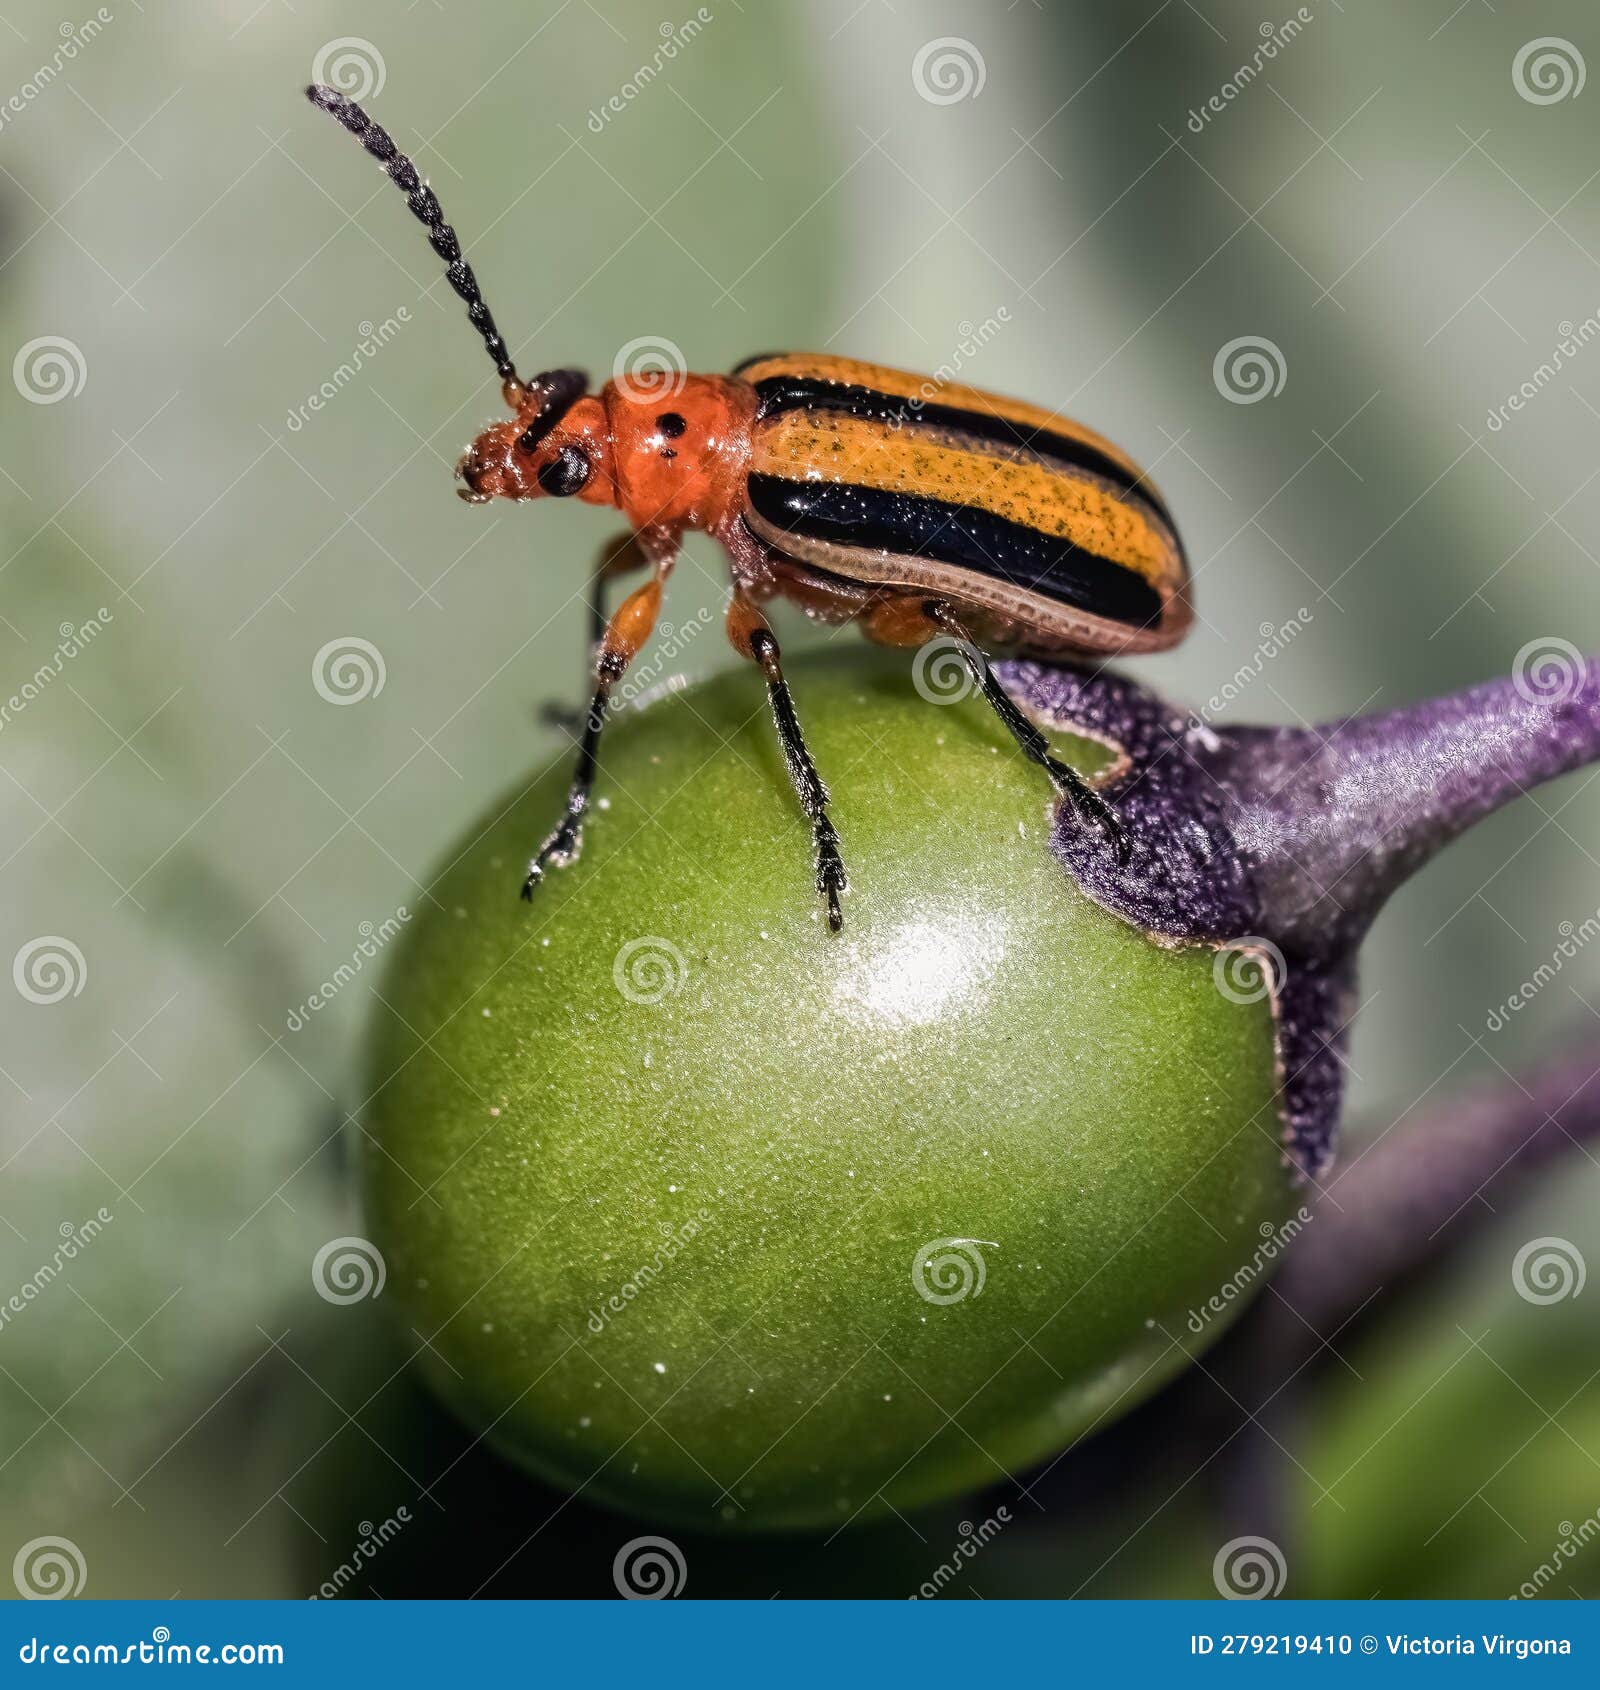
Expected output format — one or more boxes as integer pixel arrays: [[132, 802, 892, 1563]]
[[999, 654, 1600, 1179]]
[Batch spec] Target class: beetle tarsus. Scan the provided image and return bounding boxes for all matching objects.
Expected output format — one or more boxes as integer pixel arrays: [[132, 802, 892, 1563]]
[[925, 600, 1132, 864], [521, 806, 586, 899], [1047, 759, 1132, 865]]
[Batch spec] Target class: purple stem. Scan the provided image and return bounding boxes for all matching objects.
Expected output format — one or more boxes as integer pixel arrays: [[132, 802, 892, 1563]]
[[997, 654, 1600, 1175]]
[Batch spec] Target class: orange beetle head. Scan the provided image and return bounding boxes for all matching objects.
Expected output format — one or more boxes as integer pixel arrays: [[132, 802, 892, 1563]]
[[455, 371, 616, 509]]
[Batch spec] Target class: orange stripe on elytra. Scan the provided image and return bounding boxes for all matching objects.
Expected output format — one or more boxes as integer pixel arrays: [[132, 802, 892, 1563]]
[[750, 409, 1179, 587], [737, 352, 1153, 493]]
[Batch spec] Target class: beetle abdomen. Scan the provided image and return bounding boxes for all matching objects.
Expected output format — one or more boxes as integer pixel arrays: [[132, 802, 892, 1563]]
[[737, 354, 1189, 653]]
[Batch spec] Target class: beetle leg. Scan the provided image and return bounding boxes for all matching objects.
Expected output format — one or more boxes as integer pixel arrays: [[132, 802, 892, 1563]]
[[924, 600, 1132, 865], [727, 592, 848, 932], [539, 533, 652, 736], [521, 564, 664, 900]]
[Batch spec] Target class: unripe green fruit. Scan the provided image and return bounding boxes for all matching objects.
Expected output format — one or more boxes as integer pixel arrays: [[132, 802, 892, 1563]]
[[364, 649, 1290, 1530]]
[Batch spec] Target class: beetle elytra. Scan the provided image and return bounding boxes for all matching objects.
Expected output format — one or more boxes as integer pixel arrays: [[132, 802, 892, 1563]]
[[306, 84, 1191, 932]]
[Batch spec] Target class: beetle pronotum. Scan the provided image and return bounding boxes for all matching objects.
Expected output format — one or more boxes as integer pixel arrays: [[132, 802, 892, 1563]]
[[305, 85, 1191, 932]]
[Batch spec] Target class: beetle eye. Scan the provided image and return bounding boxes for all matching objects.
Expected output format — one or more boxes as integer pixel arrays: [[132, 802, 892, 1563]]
[[537, 444, 590, 498]]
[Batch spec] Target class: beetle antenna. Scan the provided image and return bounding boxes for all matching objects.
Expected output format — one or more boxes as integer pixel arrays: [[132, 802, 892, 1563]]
[[305, 84, 519, 389]]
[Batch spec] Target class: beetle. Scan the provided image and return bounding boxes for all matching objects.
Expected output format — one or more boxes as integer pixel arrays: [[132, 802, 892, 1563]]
[[305, 84, 1190, 932]]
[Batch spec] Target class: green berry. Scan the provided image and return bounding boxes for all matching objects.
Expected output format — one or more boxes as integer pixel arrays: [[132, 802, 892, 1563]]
[[364, 649, 1291, 1530]]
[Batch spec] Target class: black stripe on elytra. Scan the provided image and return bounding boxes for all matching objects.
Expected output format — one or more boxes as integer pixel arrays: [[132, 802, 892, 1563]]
[[746, 474, 1165, 630], [751, 373, 1178, 535]]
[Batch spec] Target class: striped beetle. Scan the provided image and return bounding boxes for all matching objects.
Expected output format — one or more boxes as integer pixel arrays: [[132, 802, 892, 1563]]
[[307, 85, 1191, 932]]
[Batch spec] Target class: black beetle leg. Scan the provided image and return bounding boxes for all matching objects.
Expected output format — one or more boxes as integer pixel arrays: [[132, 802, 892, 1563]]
[[926, 601, 1131, 865], [728, 592, 848, 932], [522, 562, 664, 900]]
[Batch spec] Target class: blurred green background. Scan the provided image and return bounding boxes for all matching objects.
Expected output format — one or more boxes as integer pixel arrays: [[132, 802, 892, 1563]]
[[2, 0, 1599, 1598]]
